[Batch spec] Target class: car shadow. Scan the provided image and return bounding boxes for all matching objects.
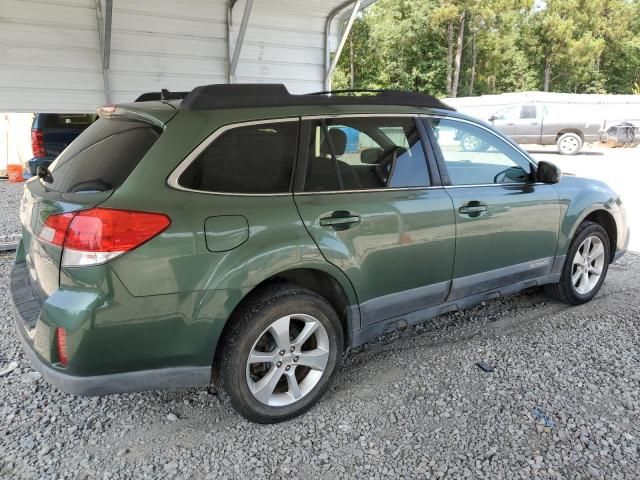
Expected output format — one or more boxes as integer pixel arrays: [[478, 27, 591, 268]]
[[525, 149, 605, 156]]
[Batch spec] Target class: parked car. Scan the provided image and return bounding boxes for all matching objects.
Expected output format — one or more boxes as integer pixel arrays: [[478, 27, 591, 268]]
[[11, 85, 629, 423], [28, 113, 96, 175], [468, 102, 604, 155]]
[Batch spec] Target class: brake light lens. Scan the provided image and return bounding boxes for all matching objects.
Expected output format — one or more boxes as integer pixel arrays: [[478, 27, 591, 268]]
[[56, 327, 68, 366], [31, 128, 45, 157], [39, 208, 171, 267], [38, 212, 75, 246]]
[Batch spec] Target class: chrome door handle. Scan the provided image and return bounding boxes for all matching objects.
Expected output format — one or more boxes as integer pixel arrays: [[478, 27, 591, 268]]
[[319, 211, 361, 230], [459, 203, 487, 216]]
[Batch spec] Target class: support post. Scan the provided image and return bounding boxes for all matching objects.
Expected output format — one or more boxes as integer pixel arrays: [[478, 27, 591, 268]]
[[324, 0, 361, 91], [227, 0, 254, 83], [96, 0, 113, 103]]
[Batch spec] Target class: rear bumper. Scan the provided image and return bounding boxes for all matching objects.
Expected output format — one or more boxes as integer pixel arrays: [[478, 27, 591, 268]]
[[10, 262, 211, 396]]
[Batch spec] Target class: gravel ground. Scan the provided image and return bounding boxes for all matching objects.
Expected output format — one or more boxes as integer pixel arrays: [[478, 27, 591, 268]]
[[0, 180, 22, 240], [1, 252, 639, 479], [1, 176, 639, 479]]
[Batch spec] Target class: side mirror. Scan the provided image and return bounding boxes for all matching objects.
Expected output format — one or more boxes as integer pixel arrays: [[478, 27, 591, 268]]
[[537, 160, 561, 184], [488, 115, 497, 123]]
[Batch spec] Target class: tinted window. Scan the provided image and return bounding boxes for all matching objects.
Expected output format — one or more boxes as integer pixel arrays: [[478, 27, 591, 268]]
[[304, 117, 429, 192], [179, 121, 298, 194], [45, 118, 160, 193], [41, 114, 96, 129], [429, 118, 532, 185]]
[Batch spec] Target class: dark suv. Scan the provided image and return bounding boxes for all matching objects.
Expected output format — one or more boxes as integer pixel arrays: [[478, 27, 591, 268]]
[[11, 85, 629, 423], [28, 113, 96, 176]]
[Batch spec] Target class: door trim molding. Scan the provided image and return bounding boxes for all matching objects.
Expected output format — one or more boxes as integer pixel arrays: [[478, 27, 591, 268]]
[[359, 280, 450, 328], [349, 268, 561, 347], [448, 256, 555, 301]]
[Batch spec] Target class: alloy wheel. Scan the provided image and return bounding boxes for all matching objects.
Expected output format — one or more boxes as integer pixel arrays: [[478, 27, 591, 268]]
[[559, 135, 579, 154], [572, 235, 606, 295], [245, 314, 330, 407], [462, 135, 480, 151]]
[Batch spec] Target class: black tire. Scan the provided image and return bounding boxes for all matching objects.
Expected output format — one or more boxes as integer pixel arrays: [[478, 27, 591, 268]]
[[545, 221, 610, 305], [216, 284, 344, 423], [556, 132, 583, 155]]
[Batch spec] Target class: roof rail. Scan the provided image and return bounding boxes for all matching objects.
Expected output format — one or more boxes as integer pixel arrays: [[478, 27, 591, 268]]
[[180, 84, 454, 111], [306, 88, 386, 95], [135, 89, 189, 102]]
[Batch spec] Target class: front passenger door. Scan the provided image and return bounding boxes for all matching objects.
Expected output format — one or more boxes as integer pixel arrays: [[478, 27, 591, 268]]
[[294, 116, 456, 329], [427, 117, 560, 300]]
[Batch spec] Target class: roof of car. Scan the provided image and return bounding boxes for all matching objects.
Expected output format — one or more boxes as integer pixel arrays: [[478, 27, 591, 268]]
[[134, 84, 455, 112]]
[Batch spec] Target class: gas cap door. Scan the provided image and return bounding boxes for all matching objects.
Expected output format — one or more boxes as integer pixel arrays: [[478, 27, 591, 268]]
[[204, 215, 249, 252]]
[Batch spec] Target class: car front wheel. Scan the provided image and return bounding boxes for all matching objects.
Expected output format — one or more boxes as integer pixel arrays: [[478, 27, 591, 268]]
[[217, 284, 343, 423], [545, 221, 610, 305]]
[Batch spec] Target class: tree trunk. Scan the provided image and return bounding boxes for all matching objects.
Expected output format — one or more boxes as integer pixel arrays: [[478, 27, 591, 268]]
[[349, 35, 355, 89], [451, 11, 466, 98], [446, 22, 453, 96], [468, 30, 476, 96], [543, 57, 551, 92]]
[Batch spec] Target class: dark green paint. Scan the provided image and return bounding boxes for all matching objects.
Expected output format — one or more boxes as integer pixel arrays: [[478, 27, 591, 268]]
[[204, 216, 249, 252]]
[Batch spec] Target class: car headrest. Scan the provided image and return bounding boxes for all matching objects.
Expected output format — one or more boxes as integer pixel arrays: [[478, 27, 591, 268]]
[[320, 129, 347, 156], [361, 147, 383, 164]]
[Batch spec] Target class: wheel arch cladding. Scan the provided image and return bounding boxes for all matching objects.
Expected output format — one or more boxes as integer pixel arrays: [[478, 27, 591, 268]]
[[210, 267, 358, 374], [583, 210, 617, 262], [557, 129, 584, 141]]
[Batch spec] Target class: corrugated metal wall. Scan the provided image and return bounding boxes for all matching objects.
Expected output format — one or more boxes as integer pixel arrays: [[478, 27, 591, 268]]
[[0, 0, 359, 112]]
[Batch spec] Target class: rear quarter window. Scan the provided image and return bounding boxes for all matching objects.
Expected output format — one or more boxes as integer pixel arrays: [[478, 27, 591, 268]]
[[177, 120, 299, 194], [44, 118, 161, 193]]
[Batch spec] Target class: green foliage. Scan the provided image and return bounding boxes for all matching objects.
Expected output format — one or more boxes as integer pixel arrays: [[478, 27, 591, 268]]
[[334, 0, 640, 96]]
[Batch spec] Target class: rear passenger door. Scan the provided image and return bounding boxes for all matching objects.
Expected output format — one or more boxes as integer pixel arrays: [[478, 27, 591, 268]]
[[293, 115, 456, 328]]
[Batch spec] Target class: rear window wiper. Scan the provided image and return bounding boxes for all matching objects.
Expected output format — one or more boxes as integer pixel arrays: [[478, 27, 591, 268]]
[[36, 165, 54, 183]]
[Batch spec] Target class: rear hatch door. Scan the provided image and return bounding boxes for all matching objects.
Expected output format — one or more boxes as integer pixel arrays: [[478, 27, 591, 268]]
[[21, 111, 167, 299]]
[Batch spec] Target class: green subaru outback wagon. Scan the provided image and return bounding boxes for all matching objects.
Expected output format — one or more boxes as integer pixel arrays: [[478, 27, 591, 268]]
[[11, 84, 629, 423]]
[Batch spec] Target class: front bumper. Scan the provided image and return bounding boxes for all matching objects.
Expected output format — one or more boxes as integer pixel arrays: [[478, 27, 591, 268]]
[[10, 262, 211, 396], [613, 228, 630, 263]]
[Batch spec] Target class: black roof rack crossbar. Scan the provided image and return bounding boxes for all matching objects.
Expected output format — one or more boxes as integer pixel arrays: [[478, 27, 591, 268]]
[[179, 84, 454, 111]]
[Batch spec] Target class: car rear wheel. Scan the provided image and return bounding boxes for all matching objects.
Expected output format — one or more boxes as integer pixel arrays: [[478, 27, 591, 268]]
[[557, 132, 583, 155], [460, 134, 489, 152], [545, 221, 610, 305], [217, 284, 343, 423]]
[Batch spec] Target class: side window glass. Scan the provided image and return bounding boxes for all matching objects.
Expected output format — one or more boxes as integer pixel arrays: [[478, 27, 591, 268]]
[[494, 105, 519, 121], [178, 121, 298, 193], [520, 105, 537, 119], [428, 118, 532, 186], [304, 117, 430, 192]]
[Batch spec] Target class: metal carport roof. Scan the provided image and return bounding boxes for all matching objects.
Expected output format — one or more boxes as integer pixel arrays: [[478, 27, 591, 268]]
[[0, 0, 376, 112]]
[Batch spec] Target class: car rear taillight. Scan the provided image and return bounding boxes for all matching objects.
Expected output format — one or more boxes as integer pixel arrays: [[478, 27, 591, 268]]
[[39, 208, 171, 267], [38, 212, 75, 246], [31, 128, 46, 157], [56, 327, 68, 366]]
